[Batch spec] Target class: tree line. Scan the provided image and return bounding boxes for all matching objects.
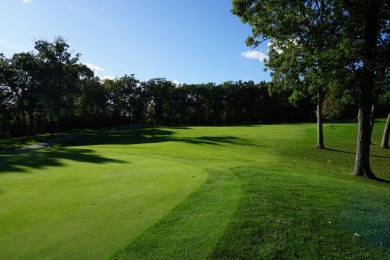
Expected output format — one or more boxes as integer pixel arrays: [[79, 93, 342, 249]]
[[0, 37, 344, 137], [0, 36, 388, 138]]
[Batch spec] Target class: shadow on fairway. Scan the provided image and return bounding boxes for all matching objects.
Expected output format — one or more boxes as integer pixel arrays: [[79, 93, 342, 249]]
[[0, 147, 125, 174], [0, 127, 261, 174], [0, 133, 67, 150], [325, 147, 390, 159], [63, 127, 260, 147], [65, 128, 177, 146]]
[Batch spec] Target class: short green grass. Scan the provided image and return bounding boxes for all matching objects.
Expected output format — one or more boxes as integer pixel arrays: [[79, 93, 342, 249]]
[[0, 120, 389, 259]]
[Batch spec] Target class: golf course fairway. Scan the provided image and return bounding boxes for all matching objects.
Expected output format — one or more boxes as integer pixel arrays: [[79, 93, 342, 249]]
[[0, 123, 389, 259]]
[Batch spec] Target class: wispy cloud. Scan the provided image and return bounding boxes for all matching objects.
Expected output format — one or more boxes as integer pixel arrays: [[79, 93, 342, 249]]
[[84, 62, 105, 74], [241, 50, 268, 62], [22, 0, 33, 4]]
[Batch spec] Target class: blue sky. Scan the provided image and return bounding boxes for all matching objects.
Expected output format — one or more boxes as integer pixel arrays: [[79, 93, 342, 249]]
[[0, 0, 271, 84]]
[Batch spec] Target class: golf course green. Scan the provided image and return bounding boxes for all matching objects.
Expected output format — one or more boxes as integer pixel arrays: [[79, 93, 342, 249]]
[[0, 121, 389, 259]]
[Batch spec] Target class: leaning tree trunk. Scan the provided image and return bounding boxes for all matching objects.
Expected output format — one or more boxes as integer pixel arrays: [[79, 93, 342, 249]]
[[380, 111, 390, 149], [316, 85, 325, 149]]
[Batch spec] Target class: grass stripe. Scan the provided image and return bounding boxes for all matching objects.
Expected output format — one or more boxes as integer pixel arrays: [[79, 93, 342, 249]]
[[112, 168, 243, 259]]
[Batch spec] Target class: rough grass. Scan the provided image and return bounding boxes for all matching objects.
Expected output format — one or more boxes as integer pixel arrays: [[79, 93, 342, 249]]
[[0, 120, 389, 259]]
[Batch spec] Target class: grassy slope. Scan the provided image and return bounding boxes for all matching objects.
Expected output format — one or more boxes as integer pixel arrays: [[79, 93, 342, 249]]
[[113, 121, 390, 259], [0, 121, 389, 259]]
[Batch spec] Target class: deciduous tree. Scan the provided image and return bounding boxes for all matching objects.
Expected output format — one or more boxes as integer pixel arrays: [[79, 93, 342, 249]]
[[232, 0, 389, 179]]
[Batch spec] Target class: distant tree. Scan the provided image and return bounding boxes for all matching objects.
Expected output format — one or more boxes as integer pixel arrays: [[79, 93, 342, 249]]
[[170, 85, 191, 125], [10, 53, 38, 135], [266, 39, 331, 148], [34, 37, 89, 133], [0, 54, 13, 136], [106, 74, 142, 124], [101, 78, 118, 119], [77, 77, 110, 128], [144, 78, 176, 125], [322, 94, 344, 128], [239, 81, 263, 124], [178, 84, 198, 125]]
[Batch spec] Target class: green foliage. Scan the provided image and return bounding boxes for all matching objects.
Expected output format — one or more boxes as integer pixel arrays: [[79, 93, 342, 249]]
[[378, 89, 390, 107], [322, 94, 345, 123], [0, 37, 95, 136]]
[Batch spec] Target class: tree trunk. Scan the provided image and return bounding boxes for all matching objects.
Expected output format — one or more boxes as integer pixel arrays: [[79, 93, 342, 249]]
[[352, 0, 379, 180], [28, 109, 36, 136], [316, 85, 325, 149], [370, 104, 376, 143], [353, 106, 376, 179], [380, 112, 390, 149]]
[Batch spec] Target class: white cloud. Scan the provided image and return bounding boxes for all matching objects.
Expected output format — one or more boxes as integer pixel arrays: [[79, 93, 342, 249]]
[[22, 0, 33, 3], [241, 50, 268, 62], [84, 62, 105, 74], [172, 80, 182, 86], [83, 63, 115, 81], [102, 75, 115, 80], [268, 41, 283, 54]]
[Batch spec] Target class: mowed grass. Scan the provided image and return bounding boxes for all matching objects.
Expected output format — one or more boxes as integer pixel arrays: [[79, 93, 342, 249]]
[[0, 121, 389, 259]]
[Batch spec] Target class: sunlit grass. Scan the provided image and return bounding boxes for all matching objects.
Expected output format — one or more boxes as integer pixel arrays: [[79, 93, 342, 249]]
[[0, 120, 389, 259]]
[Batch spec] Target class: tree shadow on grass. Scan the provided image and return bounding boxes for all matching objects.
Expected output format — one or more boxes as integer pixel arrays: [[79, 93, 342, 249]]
[[66, 128, 176, 146], [0, 133, 67, 150], [64, 127, 262, 147], [325, 147, 390, 159], [0, 126, 262, 174], [324, 147, 390, 183], [0, 147, 126, 174]]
